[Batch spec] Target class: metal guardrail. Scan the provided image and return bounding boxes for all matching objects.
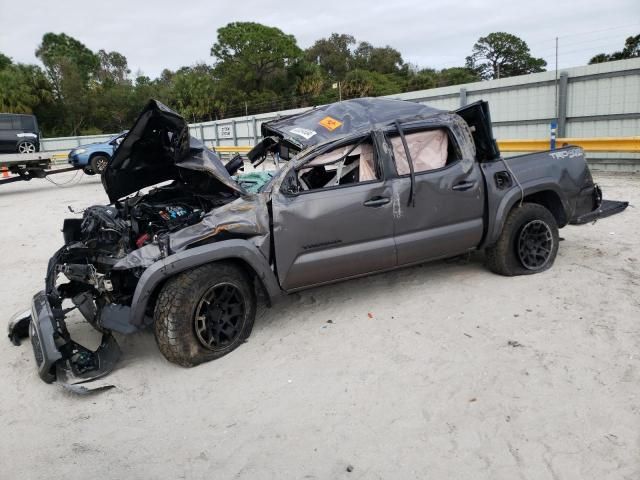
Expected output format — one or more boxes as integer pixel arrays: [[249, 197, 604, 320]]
[[214, 146, 252, 154], [216, 139, 640, 154], [213, 139, 639, 154], [498, 137, 640, 153], [45, 137, 640, 166]]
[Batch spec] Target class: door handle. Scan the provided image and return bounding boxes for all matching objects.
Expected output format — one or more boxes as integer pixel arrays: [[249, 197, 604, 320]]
[[363, 196, 390, 207], [452, 181, 476, 191]]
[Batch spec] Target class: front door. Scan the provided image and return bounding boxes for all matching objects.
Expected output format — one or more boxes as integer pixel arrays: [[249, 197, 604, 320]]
[[271, 135, 396, 291]]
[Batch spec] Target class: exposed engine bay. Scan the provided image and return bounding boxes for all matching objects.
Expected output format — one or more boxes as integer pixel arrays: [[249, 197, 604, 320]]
[[57, 182, 234, 311]]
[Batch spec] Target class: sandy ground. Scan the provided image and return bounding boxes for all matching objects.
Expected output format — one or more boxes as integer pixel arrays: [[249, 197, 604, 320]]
[[0, 171, 638, 480]]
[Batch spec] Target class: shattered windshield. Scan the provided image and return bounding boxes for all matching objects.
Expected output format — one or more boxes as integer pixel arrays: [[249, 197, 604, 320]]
[[234, 171, 276, 194]]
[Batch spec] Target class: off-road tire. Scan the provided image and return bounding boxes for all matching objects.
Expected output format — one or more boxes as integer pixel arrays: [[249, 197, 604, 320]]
[[485, 203, 559, 276], [154, 262, 256, 367], [90, 155, 109, 174]]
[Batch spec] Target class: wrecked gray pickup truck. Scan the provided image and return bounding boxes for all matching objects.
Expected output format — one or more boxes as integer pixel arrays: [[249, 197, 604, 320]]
[[8, 98, 627, 387]]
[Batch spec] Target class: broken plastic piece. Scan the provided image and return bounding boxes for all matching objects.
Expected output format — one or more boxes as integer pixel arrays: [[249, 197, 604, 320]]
[[7, 309, 31, 346], [57, 381, 115, 395]]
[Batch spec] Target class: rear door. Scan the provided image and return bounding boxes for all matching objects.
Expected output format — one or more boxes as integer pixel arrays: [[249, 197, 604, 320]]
[[271, 134, 396, 290], [387, 125, 485, 266]]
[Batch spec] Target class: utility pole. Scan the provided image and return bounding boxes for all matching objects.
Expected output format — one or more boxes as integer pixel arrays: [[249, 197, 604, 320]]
[[551, 36, 559, 150], [555, 36, 559, 120]]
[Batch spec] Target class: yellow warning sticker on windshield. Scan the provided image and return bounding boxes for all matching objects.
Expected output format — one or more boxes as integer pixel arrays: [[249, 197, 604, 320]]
[[319, 116, 343, 131]]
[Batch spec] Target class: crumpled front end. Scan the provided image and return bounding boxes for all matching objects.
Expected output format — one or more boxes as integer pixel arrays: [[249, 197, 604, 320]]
[[9, 178, 270, 388], [7, 98, 276, 387]]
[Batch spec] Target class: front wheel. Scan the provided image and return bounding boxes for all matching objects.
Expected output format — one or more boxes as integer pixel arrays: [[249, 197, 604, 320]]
[[154, 262, 256, 367], [485, 203, 559, 276]]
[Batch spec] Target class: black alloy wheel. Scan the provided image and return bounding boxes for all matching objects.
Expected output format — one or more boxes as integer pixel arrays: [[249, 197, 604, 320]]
[[517, 219, 554, 270], [194, 283, 246, 350]]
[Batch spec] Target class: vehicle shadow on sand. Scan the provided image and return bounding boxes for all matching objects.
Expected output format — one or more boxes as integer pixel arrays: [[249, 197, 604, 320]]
[[127, 253, 484, 351]]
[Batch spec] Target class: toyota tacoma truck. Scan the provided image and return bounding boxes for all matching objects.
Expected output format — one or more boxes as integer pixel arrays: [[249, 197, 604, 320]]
[[7, 98, 627, 388]]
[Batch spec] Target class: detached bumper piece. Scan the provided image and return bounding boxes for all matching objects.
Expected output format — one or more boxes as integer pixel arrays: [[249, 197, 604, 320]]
[[571, 200, 629, 225], [9, 291, 121, 389]]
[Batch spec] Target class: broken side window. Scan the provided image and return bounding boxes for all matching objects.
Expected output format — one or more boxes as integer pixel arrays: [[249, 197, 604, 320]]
[[295, 137, 380, 192]]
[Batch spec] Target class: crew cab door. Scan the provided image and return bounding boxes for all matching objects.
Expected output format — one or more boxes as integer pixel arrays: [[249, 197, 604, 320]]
[[387, 125, 485, 265], [271, 134, 396, 291]]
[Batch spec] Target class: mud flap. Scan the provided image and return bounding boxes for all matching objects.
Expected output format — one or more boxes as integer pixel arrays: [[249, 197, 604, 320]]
[[571, 199, 629, 225]]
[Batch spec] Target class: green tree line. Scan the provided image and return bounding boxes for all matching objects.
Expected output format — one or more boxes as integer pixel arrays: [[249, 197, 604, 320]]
[[0, 24, 635, 137]]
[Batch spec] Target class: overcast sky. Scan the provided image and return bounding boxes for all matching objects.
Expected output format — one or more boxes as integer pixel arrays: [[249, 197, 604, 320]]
[[0, 0, 638, 78]]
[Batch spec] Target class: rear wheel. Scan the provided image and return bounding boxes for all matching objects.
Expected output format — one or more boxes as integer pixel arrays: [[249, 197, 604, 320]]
[[90, 155, 109, 174], [17, 141, 36, 154], [154, 262, 256, 367], [485, 203, 559, 276]]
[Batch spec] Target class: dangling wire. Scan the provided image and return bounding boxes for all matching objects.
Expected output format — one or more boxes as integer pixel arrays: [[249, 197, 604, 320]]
[[45, 169, 85, 187]]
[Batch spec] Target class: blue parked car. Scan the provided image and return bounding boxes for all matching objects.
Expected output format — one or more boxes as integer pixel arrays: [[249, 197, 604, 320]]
[[68, 131, 127, 175]]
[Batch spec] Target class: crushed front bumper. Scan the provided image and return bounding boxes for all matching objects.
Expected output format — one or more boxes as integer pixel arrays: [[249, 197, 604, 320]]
[[30, 291, 63, 383], [8, 290, 121, 386]]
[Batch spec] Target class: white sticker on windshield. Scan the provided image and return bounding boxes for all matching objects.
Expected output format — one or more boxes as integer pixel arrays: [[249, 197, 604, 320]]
[[289, 127, 317, 140]]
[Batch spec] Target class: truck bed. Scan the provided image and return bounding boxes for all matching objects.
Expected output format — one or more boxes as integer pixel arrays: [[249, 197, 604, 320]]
[[480, 145, 627, 247]]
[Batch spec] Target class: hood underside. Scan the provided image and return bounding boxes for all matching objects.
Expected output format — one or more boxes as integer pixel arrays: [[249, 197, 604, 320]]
[[103, 100, 245, 202]]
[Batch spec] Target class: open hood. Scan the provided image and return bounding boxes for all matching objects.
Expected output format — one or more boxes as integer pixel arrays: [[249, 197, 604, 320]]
[[103, 100, 245, 202]]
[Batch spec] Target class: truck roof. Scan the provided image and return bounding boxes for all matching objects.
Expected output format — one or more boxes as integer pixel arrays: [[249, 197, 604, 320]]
[[262, 97, 445, 149]]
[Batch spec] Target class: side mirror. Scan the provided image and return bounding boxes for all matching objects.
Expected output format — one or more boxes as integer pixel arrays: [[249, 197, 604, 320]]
[[280, 171, 301, 196]]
